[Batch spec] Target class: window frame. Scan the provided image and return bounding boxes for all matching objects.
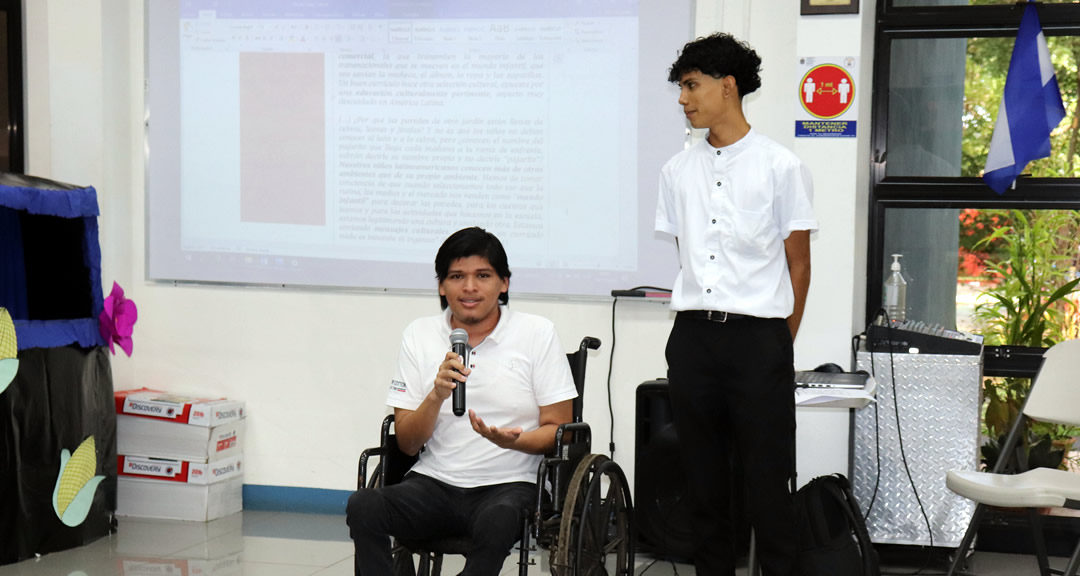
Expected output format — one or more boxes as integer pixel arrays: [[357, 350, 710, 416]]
[[869, 0, 1080, 376]]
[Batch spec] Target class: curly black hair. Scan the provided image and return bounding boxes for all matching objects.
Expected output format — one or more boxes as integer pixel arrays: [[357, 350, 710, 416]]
[[667, 33, 762, 97]]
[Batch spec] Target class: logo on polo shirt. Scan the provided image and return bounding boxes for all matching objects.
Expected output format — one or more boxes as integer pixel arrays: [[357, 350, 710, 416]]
[[390, 380, 407, 393]]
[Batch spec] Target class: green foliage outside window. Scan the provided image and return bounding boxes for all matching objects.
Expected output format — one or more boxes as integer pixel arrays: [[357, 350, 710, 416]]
[[950, 13, 1080, 470], [971, 210, 1080, 470]]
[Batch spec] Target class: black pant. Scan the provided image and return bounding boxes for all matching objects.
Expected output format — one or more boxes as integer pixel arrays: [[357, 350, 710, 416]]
[[346, 472, 534, 576], [665, 312, 797, 576]]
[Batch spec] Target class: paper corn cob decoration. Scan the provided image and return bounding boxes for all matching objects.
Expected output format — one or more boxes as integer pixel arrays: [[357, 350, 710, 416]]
[[0, 307, 16, 395], [52, 436, 106, 526]]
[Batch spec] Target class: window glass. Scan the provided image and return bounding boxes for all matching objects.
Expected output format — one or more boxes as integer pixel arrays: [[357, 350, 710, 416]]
[[881, 208, 960, 327], [886, 38, 966, 177], [885, 36, 1080, 179], [883, 207, 1080, 345]]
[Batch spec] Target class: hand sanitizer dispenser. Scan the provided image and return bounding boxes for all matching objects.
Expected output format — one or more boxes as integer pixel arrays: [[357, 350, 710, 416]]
[[884, 254, 907, 323]]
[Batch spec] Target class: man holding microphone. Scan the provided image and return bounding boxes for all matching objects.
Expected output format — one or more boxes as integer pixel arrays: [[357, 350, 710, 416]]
[[346, 226, 577, 576]]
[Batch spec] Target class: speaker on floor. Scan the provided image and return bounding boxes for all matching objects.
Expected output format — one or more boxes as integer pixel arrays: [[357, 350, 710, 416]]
[[635, 380, 696, 560], [635, 379, 751, 562]]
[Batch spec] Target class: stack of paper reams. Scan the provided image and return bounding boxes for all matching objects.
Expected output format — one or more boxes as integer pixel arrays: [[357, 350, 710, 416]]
[[114, 388, 245, 521]]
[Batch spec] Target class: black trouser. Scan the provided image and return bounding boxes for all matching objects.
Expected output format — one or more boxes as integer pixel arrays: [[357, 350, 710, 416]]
[[665, 312, 797, 576], [346, 472, 534, 576]]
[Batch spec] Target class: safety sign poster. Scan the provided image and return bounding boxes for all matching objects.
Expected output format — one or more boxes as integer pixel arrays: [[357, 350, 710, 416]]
[[795, 56, 858, 138]]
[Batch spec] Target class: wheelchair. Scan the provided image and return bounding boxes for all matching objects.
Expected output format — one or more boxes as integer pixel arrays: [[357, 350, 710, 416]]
[[356, 336, 634, 576]]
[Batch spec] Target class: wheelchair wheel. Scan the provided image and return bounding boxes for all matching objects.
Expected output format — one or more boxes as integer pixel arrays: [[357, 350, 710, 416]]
[[551, 454, 634, 576]]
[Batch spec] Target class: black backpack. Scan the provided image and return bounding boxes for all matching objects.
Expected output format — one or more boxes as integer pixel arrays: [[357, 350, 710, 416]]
[[795, 473, 880, 576]]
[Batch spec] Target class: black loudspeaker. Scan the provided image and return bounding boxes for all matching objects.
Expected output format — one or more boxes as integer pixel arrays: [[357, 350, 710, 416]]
[[635, 380, 696, 560], [635, 379, 752, 562]]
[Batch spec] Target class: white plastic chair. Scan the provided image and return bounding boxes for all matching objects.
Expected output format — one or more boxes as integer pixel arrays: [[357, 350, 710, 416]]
[[946, 339, 1080, 576]]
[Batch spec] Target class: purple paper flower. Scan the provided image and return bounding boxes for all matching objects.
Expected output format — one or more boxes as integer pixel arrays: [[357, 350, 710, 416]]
[[99, 282, 138, 356]]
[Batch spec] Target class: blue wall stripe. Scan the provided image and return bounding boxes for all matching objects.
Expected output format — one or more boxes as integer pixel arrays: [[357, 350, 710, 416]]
[[243, 484, 351, 515]]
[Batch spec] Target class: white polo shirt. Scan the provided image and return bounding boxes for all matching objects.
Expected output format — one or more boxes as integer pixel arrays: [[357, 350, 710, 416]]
[[655, 129, 818, 318], [386, 306, 577, 488]]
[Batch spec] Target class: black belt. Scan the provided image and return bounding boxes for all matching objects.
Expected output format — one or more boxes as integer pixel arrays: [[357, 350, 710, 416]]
[[679, 310, 755, 323]]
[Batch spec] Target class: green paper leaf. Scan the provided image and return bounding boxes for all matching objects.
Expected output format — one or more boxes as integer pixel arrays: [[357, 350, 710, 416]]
[[0, 358, 16, 394], [58, 476, 106, 527]]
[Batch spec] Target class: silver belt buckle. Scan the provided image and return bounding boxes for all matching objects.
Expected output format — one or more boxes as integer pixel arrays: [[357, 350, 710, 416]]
[[706, 310, 728, 322]]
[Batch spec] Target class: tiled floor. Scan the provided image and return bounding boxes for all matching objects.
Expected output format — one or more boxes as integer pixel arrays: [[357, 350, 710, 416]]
[[0, 510, 1071, 575]]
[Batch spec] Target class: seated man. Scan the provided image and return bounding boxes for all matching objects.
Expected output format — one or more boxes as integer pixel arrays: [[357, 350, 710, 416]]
[[347, 226, 578, 576]]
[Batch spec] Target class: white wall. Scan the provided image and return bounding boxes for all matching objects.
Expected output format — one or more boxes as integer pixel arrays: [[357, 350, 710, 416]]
[[23, 0, 873, 493]]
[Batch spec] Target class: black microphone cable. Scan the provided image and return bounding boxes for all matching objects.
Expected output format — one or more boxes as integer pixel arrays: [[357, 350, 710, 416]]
[[609, 285, 672, 460], [864, 310, 884, 522], [883, 312, 937, 575], [864, 308, 941, 576], [608, 296, 617, 458]]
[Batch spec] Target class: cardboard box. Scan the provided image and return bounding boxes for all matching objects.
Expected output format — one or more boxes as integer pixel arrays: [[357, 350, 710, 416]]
[[118, 454, 243, 485], [117, 476, 243, 522], [117, 415, 244, 462], [115, 388, 245, 427]]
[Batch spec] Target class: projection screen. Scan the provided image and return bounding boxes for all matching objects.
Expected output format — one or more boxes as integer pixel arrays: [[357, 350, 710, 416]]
[[147, 0, 693, 297]]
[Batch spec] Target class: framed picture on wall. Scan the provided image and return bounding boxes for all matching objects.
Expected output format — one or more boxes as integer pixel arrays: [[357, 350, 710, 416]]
[[801, 0, 859, 15]]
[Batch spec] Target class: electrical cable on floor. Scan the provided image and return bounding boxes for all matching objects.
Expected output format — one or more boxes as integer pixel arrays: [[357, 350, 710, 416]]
[[635, 557, 659, 575]]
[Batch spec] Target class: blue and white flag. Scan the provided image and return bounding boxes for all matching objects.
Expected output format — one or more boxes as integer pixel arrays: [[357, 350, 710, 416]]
[[983, 1, 1066, 195]]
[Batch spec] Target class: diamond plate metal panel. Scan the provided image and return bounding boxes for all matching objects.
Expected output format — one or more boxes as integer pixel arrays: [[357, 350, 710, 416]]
[[854, 352, 981, 548]]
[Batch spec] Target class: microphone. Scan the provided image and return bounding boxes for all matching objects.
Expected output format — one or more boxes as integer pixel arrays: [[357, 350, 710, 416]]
[[449, 328, 470, 417]]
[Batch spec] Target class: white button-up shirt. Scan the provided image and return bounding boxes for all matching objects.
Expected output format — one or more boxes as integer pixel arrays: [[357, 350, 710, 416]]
[[655, 129, 818, 318]]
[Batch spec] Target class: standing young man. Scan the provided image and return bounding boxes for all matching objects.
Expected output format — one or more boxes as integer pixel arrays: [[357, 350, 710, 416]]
[[655, 33, 817, 576]]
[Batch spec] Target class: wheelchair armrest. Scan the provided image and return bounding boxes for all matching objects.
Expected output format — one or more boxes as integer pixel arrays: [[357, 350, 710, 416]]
[[358, 446, 386, 490], [541, 422, 593, 518], [554, 421, 591, 458]]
